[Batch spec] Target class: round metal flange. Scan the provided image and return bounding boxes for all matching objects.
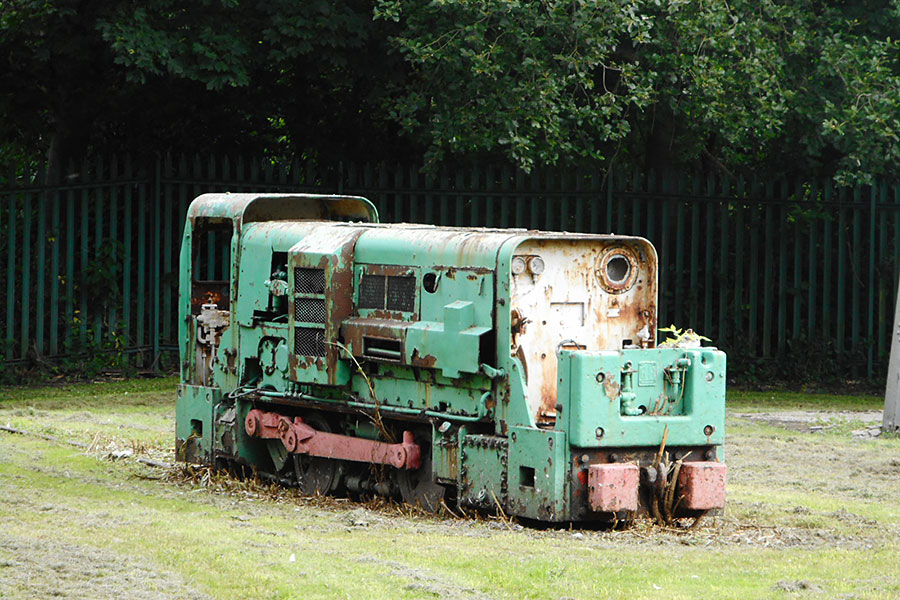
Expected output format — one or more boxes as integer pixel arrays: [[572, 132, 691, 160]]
[[595, 246, 640, 294]]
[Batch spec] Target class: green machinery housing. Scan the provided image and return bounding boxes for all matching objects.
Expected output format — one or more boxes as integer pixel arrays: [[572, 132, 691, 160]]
[[176, 193, 727, 522]]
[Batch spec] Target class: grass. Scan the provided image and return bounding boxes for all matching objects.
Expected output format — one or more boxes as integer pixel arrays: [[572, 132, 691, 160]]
[[727, 388, 883, 412], [1, 381, 899, 599], [0, 376, 177, 405]]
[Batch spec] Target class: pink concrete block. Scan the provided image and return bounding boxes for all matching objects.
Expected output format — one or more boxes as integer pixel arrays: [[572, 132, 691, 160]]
[[588, 464, 639, 512], [677, 461, 727, 510]]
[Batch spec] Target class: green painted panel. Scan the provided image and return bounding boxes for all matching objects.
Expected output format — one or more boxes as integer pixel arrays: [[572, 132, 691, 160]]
[[459, 433, 507, 510], [559, 348, 725, 449], [506, 426, 568, 521], [175, 384, 218, 462]]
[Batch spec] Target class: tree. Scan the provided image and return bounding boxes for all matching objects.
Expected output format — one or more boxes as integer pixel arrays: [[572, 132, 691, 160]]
[[373, 0, 655, 170], [0, 0, 407, 180], [377, 0, 900, 182], [2, 0, 898, 183]]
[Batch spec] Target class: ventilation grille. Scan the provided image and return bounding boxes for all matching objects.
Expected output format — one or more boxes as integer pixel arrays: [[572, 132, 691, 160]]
[[387, 276, 416, 312], [294, 327, 326, 357], [294, 298, 326, 324], [358, 274, 386, 309], [358, 273, 416, 312], [294, 268, 325, 294]]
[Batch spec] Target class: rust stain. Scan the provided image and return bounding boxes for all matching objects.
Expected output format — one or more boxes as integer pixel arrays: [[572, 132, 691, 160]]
[[603, 376, 620, 402], [538, 352, 558, 422], [410, 350, 438, 368]]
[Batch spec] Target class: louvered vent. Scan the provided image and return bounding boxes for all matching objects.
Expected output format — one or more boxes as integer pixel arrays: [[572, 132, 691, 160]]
[[387, 275, 416, 312], [358, 274, 386, 309], [294, 327, 326, 357], [294, 268, 326, 294], [294, 298, 326, 324]]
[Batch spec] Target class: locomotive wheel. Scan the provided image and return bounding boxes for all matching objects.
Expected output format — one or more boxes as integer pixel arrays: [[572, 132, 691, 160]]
[[291, 413, 341, 495], [397, 433, 445, 512]]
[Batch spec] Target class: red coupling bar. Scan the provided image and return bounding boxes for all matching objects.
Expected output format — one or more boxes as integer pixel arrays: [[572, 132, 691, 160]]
[[244, 408, 421, 470]]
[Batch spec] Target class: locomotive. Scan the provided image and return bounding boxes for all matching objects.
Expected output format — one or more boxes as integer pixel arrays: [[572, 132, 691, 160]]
[[176, 193, 726, 522]]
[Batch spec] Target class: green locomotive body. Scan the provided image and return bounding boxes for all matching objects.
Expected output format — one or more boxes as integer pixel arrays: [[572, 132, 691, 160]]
[[176, 193, 726, 522]]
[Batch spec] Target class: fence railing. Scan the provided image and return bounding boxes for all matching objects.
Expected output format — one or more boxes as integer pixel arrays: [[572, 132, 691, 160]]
[[2, 155, 898, 379]]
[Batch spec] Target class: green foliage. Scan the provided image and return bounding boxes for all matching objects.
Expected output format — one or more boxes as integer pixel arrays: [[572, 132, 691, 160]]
[[0, 0, 400, 167], [376, 0, 900, 181], [375, 0, 654, 169], [2, 0, 899, 181], [657, 325, 710, 347]]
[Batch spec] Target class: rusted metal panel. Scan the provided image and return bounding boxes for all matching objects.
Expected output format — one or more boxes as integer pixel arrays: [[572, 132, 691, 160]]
[[509, 237, 658, 423], [341, 317, 410, 363], [459, 434, 508, 510], [287, 225, 368, 385], [587, 463, 639, 512], [676, 461, 727, 510], [352, 225, 519, 269]]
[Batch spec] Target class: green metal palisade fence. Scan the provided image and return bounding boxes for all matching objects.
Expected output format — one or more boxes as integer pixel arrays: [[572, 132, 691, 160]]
[[1, 155, 899, 379]]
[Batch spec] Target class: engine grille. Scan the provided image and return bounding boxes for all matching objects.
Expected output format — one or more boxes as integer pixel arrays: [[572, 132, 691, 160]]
[[294, 298, 326, 324], [358, 274, 386, 309], [294, 327, 326, 357], [294, 268, 325, 294], [358, 273, 416, 312], [387, 275, 416, 312]]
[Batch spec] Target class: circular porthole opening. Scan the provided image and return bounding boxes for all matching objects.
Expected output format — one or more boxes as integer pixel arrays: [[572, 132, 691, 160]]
[[606, 255, 630, 283], [595, 246, 640, 294], [423, 272, 439, 293]]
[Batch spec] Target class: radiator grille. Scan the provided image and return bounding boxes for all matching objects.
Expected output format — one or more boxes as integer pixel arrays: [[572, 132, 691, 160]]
[[358, 274, 386, 309], [294, 268, 325, 294], [294, 298, 326, 324], [387, 275, 416, 312], [294, 327, 326, 357]]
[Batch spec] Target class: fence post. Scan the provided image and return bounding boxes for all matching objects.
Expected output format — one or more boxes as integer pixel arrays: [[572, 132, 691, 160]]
[[5, 177, 16, 361], [153, 156, 162, 361], [868, 184, 876, 378]]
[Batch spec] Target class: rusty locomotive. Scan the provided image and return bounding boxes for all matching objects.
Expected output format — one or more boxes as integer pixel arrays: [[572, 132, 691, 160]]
[[176, 193, 727, 522]]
